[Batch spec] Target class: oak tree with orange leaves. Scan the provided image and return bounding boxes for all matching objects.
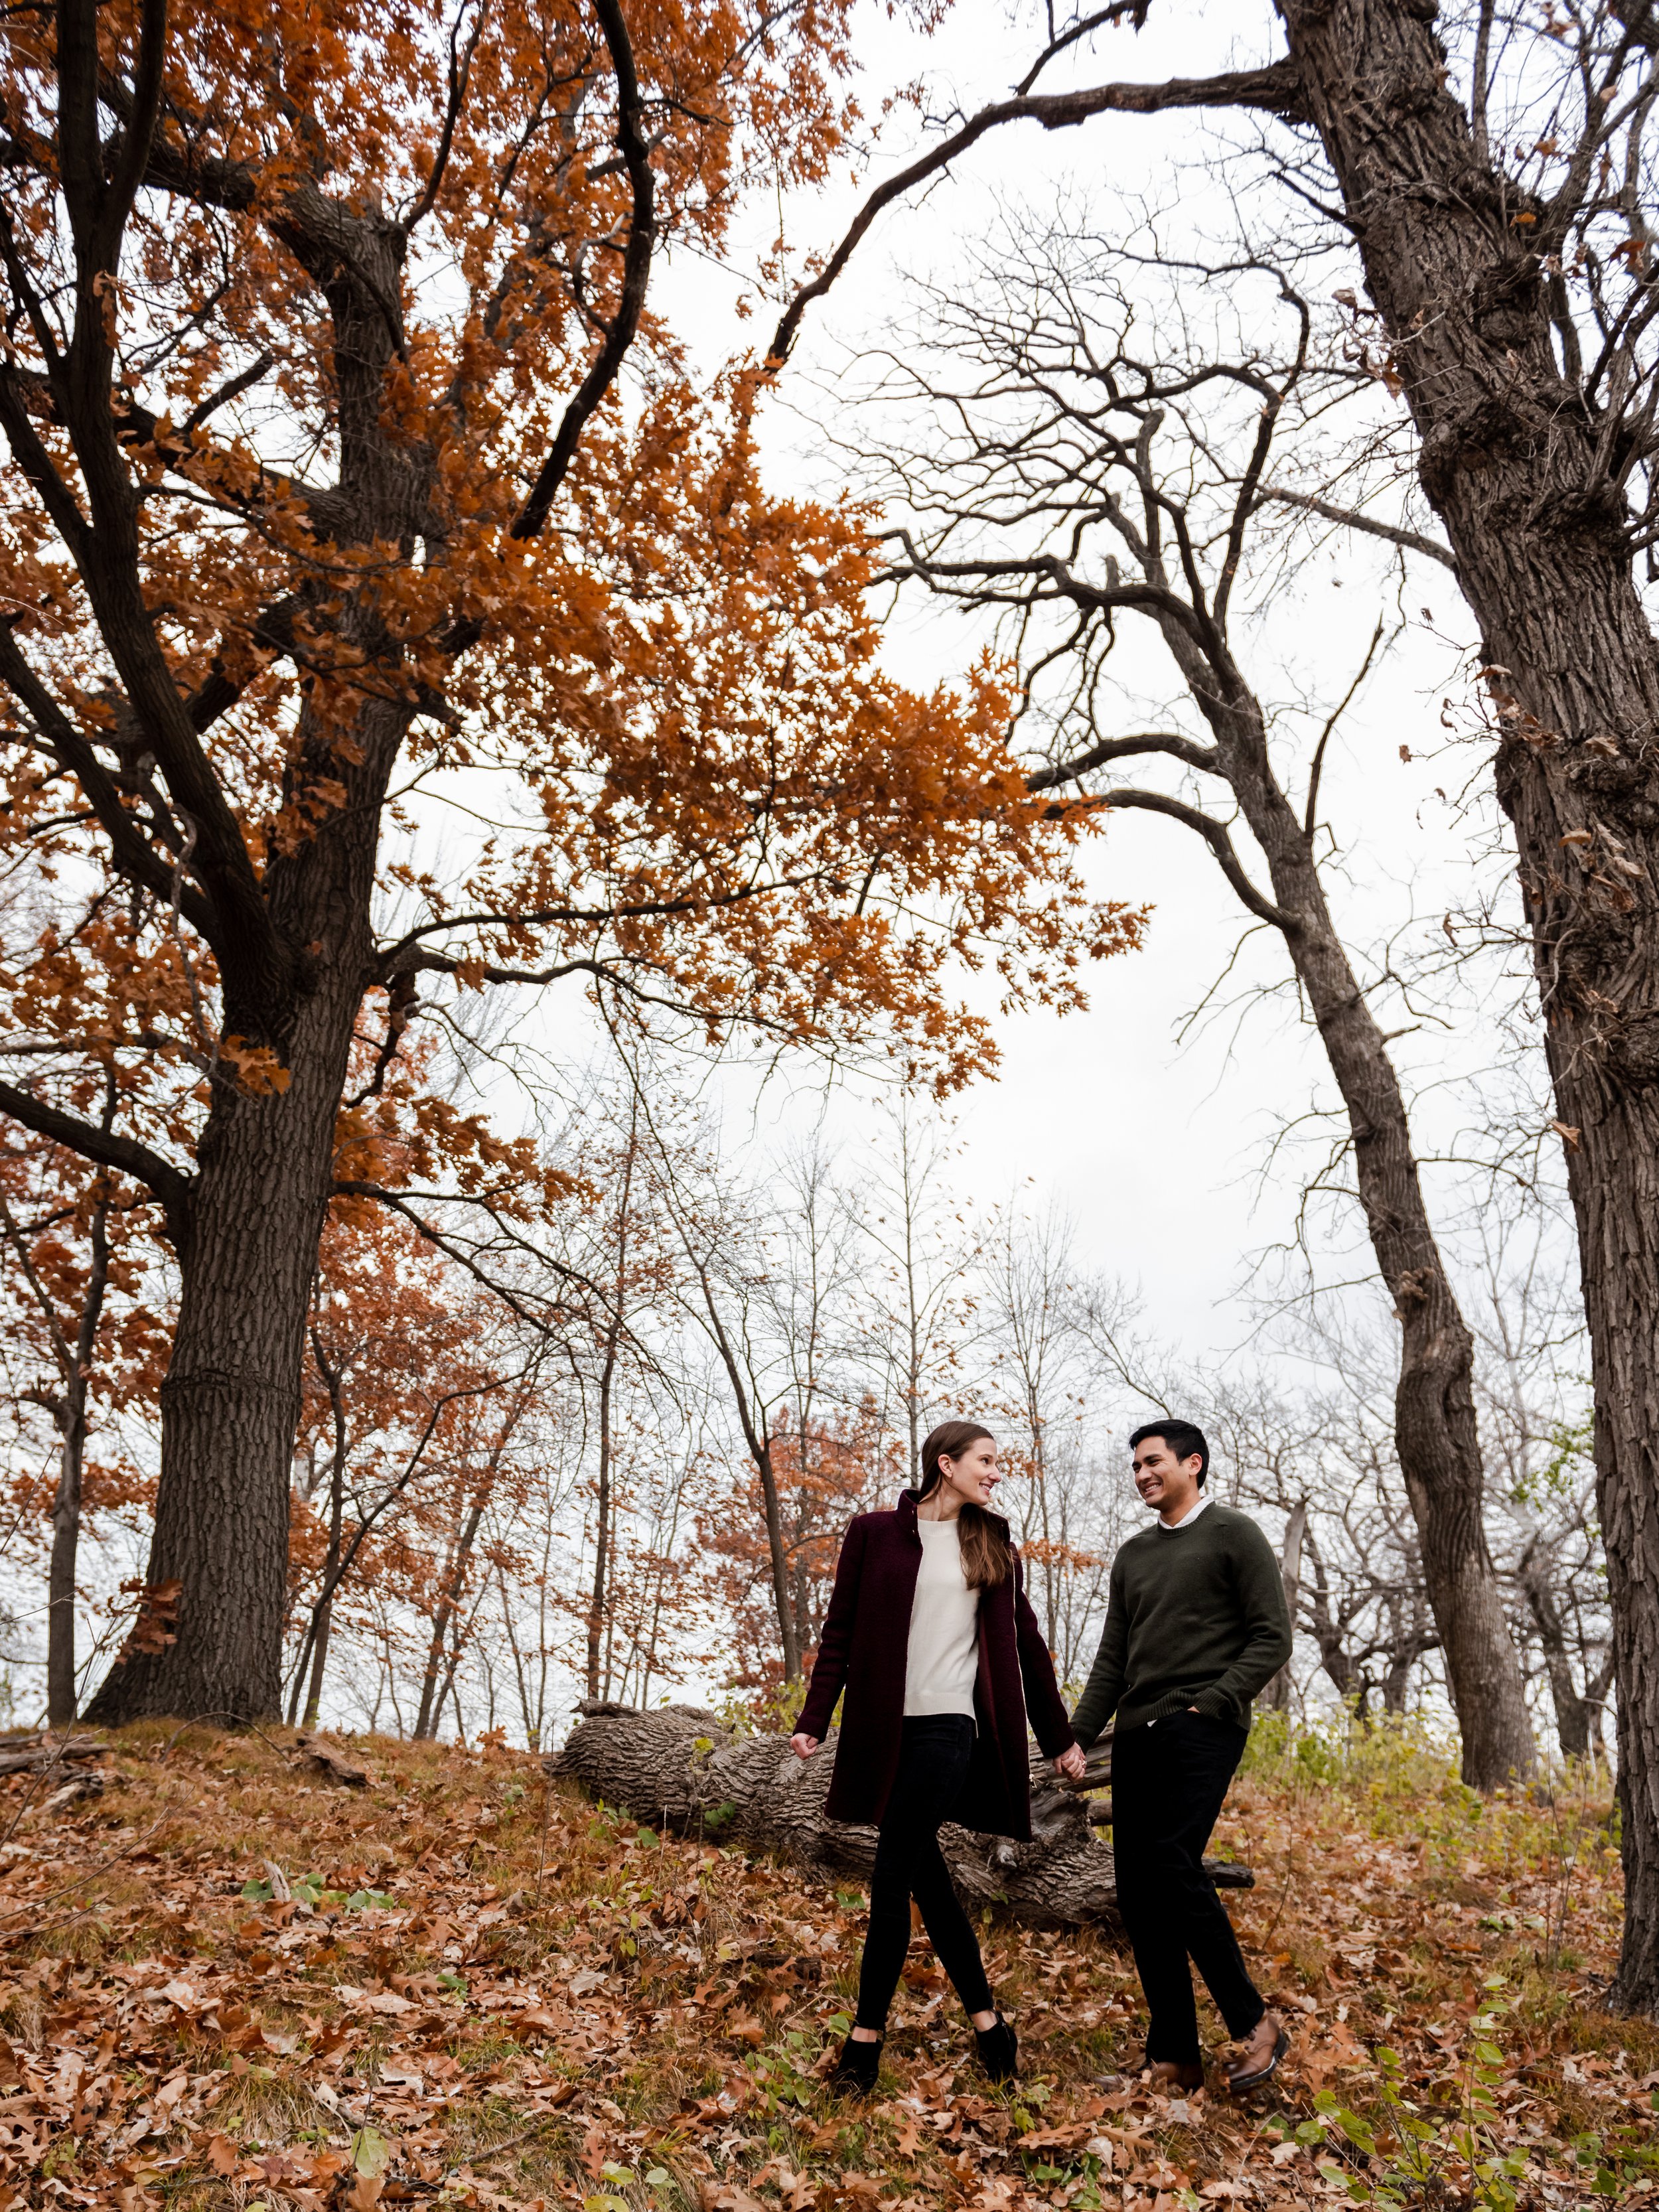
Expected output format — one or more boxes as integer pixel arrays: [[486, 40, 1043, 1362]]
[[0, 0, 1133, 1722]]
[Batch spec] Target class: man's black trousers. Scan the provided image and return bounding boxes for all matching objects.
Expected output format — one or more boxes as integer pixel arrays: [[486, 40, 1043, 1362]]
[[855, 1714, 995, 2031], [1111, 1711, 1265, 2067]]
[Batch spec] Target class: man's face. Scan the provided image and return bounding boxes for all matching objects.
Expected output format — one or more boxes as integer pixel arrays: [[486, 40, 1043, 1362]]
[[1131, 1436, 1203, 1511]]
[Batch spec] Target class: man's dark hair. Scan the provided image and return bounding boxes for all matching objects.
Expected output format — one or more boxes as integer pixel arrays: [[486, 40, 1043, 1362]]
[[1129, 1420, 1210, 1487]]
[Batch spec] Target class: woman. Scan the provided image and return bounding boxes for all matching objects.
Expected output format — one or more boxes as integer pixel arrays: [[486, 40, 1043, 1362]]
[[790, 1420, 1086, 2094]]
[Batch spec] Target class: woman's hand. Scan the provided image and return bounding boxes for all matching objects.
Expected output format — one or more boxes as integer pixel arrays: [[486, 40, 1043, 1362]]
[[1054, 1742, 1087, 1781], [789, 1733, 820, 1760]]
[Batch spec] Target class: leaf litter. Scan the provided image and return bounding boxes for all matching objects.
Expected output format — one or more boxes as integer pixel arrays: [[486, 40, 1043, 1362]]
[[0, 1717, 1649, 2209]]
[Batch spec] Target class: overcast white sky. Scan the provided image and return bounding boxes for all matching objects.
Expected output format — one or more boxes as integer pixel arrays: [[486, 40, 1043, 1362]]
[[624, 0, 1543, 1367]]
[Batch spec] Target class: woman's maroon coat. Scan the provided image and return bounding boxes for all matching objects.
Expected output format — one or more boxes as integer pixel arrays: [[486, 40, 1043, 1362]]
[[796, 1490, 1076, 1840]]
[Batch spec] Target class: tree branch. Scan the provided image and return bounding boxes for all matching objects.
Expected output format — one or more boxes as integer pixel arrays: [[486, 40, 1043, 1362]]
[[1257, 486, 1457, 570], [1027, 730, 1220, 790], [510, 0, 655, 538], [886, 532, 1210, 646], [1096, 786, 1301, 933], [0, 621, 219, 939], [333, 1182, 600, 1330], [403, 0, 488, 233], [102, 0, 170, 258], [0, 1078, 190, 1218], [1306, 616, 1386, 842], [1014, 3, 1151, 98], [764, 60, 1306, 368]]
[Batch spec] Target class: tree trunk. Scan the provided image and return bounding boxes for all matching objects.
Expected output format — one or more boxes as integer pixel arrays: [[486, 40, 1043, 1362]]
[[587, 1341, 618, 1702], [1381, 1605, 1437, 1717], [46, 1198, 109, 1729], [46, 1402, 86, 1732], [84, 1107, 327, 1724], [1520, 1541, 1593, 1761], [548, 1700, 1254, 1929], [301, 1450, 346, 1732], [1153, 619, 1536, 1787], [84, 963, 364, 1724], [587, 1128, 637, 1700], [1305, 1540, 1356, 1702], [1262, 1499, 1307, 1713], [289, 1333, 350, 1730], [415, 1498, 486, 1740], [1281, 0, 1659, 2016], [75, 184, 428, 1730], [755, 1438, 803, 1683]]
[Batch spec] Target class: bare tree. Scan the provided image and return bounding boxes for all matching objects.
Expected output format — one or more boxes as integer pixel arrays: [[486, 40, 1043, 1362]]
[[1466, 1201, 1612, 1762], [842, 222, 1532, 1785], [856, 1099, 978, 1484], [977, 1202, 1127, 1678], [1203, 1373, 1441, 1720], [763, 0, 1659, 2018], [1, 1176, 112, 1728]]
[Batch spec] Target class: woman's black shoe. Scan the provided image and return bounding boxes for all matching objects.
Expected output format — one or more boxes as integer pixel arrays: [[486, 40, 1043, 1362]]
[[975, 2014, 1019, 2083], [830, 2033, 882, 2096]]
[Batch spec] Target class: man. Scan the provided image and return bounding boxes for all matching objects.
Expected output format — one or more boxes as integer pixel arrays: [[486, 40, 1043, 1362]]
[[1070, 1421, 1293, 2093]]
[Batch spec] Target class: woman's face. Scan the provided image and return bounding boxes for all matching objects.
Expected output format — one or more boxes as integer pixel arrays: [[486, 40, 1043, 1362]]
[[938, 1436, 1001, 1509]]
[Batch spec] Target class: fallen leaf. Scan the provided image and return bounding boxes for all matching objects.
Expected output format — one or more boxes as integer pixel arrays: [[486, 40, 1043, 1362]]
[[352, 2126, 392, 2177]]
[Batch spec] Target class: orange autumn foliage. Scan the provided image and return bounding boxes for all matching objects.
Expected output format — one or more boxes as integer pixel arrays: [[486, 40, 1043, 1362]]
[[0, 0, 1139, 1721]]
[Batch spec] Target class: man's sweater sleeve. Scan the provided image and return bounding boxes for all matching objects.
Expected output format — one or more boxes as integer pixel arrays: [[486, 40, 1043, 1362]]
[[1190, 1516, 1293, 1720], [1069, 1558, 1127, 1748]]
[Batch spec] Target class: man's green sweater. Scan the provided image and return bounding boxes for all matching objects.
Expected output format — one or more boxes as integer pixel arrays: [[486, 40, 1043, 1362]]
[[1070, 1501, 1293, 1741]]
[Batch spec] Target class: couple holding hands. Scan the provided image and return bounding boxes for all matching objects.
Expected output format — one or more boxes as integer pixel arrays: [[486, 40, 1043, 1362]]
[[787, 1418, 1294, 2099]]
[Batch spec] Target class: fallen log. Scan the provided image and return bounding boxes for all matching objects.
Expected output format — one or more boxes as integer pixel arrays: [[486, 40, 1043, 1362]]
[[293, 1732, 369, 1789], [547, 1701, 1252, 1931], [0, 1735, 107, 1779]]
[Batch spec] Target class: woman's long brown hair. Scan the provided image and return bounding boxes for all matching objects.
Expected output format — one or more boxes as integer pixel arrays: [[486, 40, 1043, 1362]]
[[917, 1420, 1013, 1590]]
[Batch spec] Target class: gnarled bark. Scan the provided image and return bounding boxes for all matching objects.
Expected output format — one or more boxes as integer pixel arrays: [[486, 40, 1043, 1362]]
[[1278, 0, 1659, 2026], [547, 1700, 1254, 1929]]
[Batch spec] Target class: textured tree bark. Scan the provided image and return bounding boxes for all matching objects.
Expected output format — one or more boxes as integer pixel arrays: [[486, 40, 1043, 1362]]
[[1262, 1500, 1307, 1714], [1279, 0, 1659, 2022], [548, 1700, 1254, 1929], [78, 196, 427, 1725], [1079, 561, 1536, 1782], [84, 958, 366, 1723], [1214, 688, 1537, 1787]]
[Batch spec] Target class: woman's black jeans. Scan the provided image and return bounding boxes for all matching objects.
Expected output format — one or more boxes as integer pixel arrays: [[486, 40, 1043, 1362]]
[[855, 1714, 994, 2031]]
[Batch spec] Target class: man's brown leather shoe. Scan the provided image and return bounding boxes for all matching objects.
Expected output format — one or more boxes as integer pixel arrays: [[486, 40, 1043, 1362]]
[[1226, 2013, 1289, 2093]]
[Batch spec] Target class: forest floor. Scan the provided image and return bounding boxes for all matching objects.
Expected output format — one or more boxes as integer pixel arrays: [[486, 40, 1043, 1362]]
[[0, 1714, 1647, 2210]]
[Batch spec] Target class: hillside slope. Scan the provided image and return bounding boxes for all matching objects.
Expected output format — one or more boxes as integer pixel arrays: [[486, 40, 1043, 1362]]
[[0, 1720, 1647, 2208]]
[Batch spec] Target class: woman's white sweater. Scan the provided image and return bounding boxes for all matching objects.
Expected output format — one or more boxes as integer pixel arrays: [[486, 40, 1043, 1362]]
[[903, 1517, 981, 1718]]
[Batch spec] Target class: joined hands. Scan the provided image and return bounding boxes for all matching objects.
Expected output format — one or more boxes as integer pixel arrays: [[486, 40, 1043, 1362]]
[[792, 1733, 1089, 1778]]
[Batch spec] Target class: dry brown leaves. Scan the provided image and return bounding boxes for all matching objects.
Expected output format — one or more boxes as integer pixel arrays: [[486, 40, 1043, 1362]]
[[0, 1720, 1649, 2211]]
